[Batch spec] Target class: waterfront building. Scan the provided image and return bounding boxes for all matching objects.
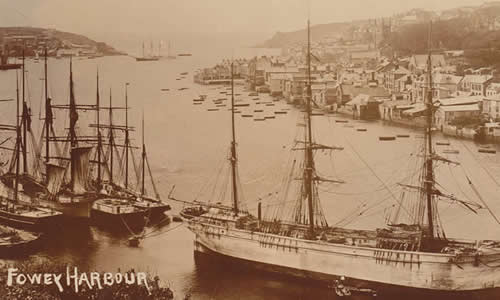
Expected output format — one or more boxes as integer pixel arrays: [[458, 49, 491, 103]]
[[460, 74, 493, 96]]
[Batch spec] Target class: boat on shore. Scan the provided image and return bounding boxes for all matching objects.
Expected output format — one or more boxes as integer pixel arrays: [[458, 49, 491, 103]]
[[0, 198, 62, 232], [0, 224, 40, 257]]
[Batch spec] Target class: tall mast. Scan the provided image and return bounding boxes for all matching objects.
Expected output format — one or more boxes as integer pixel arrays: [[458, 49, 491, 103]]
[[230, 62, 238, 214], [109, 88, 113, 184], [69, 56, 77, 188], [305, 19, 315, 232], [124, 83, 130, 189], [69, 57, 77, 147], [21, 48, 27, 173], [14, 70, 20, 203], [141, 111, 145, 196], [142, 42, 145, 58], [44, 47, 50, 163], [96, 69, 101, 187], [425, 22, 435, 240]]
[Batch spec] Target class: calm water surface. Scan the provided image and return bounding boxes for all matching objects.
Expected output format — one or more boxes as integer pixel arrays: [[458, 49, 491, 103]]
[[1, 46, 500, 299]]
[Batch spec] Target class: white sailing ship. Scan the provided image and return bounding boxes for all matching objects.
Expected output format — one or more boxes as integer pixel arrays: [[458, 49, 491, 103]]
[[177, 21, 500, 297]]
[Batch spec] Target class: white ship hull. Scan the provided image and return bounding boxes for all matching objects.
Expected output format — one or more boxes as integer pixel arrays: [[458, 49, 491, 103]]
[[188, 220, 500, 295]]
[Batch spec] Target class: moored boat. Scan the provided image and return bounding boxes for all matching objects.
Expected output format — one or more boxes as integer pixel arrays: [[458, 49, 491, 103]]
[[91, 198, 148, 232]]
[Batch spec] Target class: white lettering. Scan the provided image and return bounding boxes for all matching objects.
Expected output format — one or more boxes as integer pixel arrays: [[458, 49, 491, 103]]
[[90, 272, 102, 290], [53, 273, 63, 292], [78, 272, 92, 290], [103, 272, 113, 286], [16, 273, 27, 285], [7, 268, 18, 286], [137, 272, 150, 293]]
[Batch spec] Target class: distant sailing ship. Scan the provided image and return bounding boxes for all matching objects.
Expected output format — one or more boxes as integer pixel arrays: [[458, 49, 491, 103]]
[[166, 41, 176, 60], [175, 21, 500, 297], [135, 42, 159, 62]]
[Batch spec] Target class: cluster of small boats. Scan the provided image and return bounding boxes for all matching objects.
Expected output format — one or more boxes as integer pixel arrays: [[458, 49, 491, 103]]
[[191, 86, 290, 121]]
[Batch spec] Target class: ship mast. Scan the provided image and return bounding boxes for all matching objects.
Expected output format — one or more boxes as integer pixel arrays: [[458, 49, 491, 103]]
[[21, 49, 27, 174], [305, 19, 315, 233], [141, 111, 146, 197], [96, 70, 102, 188], [68, 57, 77, 188], [44, 47, 50, 163], [14, 70, 21, 203], [124, 83, 130, 188], [230, 62, 238, 215], [425, 22, 435, 240], [109, 88, 114, 184]]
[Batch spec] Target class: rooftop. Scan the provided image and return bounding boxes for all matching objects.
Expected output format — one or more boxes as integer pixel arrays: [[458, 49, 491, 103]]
[[437, 95, 482, 106], [463, 74, 493, 84], [438, 104, 479, 112]]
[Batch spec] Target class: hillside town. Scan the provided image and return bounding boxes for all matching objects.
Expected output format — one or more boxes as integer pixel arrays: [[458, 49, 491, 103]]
[[194, 1, 500, 144]]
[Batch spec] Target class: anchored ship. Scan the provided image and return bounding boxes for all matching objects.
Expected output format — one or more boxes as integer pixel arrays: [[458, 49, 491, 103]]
[[90, 79, 169, 230], [135, 41, 159, 62], [0, 54, 63, 231], [176, 21, 500, 297], [0, 52, 100, 221]]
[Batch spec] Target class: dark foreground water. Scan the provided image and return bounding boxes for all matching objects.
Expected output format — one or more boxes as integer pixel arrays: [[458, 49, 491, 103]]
[[1, 46, 500, 299]]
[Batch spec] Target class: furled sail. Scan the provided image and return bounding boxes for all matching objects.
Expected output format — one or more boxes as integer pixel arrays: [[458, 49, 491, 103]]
[[45, 163, 66, 195], [71, 146, 93, 194]]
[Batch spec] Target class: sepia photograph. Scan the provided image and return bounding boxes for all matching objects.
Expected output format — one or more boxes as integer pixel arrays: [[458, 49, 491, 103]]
[[1, 0, 500, 299]]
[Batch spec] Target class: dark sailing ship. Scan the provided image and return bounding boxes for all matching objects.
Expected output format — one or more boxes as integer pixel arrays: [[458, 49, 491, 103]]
[[0, 52, 63, 231], [2, 52, 103, 221], [176, 21, 500, 297], [91, 80, 169, 231], [1, 50, 169, 234]]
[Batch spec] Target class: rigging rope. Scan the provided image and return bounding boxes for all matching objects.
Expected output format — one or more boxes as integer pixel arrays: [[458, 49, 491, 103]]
[[343, 137, 413, 220], [460, 140, 500, 187], [464, 172, 500, 226]]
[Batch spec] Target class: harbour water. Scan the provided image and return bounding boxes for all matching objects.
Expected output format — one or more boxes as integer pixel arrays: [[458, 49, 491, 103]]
[[1, 42, 500, 299]]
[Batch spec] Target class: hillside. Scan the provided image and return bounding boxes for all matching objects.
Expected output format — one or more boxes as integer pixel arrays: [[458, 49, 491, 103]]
[[259, 1, 500, 51], [259, 22, 353, 48], [0, 27, 123, 56]]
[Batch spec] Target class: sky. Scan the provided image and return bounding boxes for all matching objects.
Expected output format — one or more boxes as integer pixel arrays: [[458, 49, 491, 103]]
[[0, 0, 488, 41]]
